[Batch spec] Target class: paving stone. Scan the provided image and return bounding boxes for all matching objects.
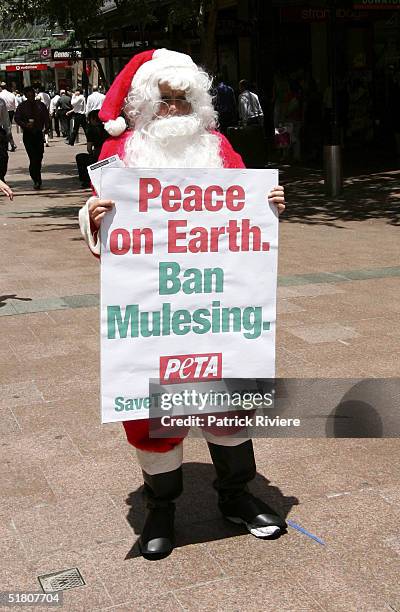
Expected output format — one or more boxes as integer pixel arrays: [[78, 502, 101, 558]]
[[284, 323, 360, 344], [333, 541, 400, 609], [81, 539, 224, 607], [96, 593, 180, 611], [12, 396, 100, 434], [342, 315, 400, 338], [0, 406, 21, 437], [255, 449, 388, 502], [0, 381, 44, 409], [34, 375, 99, 402], [275, 348, 320, 378], [288, 488, 399, 556], [285, 553, 393, 611], [276, 299, 306, 314], [16, 352, 99, 382], [0, 460, 57, 519], [0, 521, 30, 563], [11, 339, 80, 361], [12, 494, 132, 559], [278, 284, 347, 298], [41, 452, 142, 501], [66, 421, 126, 458], [174, 567, 322, 611], [0, 427, 83, 466]]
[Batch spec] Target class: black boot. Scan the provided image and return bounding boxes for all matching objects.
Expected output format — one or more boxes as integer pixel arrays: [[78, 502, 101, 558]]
[[208, 440, 287, 536], [139, 467, 183, 560]]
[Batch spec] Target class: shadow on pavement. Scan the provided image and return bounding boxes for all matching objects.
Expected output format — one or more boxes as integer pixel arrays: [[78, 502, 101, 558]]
[[7, 203, 83, 233], [279, 165, 400, 227], [124, 462, 298, 559]]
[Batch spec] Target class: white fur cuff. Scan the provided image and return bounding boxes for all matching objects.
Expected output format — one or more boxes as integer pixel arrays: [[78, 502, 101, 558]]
[[136, 445, 183, 475], [79, 196, 101, 255], [104, 116, 126, 137]]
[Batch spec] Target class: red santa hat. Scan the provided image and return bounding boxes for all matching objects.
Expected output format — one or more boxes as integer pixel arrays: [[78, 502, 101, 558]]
[[99, 48, 198, 137]]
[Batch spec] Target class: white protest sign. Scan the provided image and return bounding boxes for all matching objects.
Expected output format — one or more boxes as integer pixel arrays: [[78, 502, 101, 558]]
[[99, 168, 279, 423]]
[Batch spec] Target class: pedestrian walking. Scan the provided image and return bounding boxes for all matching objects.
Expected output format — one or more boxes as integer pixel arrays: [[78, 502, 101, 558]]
[[68, 89, 87, 146], [0, 97, 10, 181], [79, 48, 286, 561], [85, 86, 105, 116], [37, 87, 51, 147], [56, 89, 72, 140], [0, 82, 17, 151], [14, 86, 49, 190], [238, 79, 264, 126], [15, 91, 24, 134], [49, 92, 61, 138], [213, 74, 237, 135], [75, 109, 107, 187]]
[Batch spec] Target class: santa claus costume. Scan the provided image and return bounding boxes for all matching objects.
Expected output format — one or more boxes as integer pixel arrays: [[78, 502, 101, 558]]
[[79, 49, 286, 560]]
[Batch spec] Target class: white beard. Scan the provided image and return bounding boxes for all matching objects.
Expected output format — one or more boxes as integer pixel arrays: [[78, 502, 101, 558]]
[[124, 115, 223, 168]]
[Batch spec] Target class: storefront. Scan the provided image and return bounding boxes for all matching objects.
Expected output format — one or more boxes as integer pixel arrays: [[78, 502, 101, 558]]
[[271, 3, 400, 151]]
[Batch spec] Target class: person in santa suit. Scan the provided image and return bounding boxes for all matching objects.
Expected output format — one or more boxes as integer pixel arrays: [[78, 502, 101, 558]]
[[79, 49, 286, 560]]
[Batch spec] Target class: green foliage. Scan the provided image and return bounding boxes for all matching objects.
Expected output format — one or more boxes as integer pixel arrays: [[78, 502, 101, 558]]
[[167, 0, 216, 30], [0, 32, 74, 62], [0, 0, 104, 38]]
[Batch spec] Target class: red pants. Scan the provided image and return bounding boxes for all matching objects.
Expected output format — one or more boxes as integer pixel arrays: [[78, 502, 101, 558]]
[[123, 419, 184, 453], [122, 411, 252, 453]]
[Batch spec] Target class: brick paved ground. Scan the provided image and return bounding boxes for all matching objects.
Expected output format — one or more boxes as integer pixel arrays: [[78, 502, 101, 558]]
[[0, 131, 399, 611]]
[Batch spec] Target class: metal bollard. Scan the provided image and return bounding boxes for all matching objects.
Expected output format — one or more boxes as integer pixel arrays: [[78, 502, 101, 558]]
[[324, 144, 342, 197]]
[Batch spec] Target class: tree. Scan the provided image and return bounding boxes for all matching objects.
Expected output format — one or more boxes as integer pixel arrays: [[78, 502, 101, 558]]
[[0, 0, 109, 89], [167, 0, 218, 71], [113, 0, 157, 45]]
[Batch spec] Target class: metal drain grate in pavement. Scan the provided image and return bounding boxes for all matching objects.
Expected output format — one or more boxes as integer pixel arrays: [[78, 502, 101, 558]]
[[38, 568, 86, 593]]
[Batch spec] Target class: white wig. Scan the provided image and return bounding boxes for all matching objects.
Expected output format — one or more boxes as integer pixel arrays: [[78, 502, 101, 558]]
[[123, 60, 218, 133]]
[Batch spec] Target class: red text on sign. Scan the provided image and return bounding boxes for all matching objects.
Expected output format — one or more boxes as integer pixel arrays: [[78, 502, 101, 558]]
[[139, 178, 245, 213]]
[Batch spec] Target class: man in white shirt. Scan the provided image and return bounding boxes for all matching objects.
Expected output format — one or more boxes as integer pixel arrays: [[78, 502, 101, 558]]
[[37, 87, 51, 110], [49, 92, 61, 138], [67, 89, 87, 145], [37, 88, 51, 146], [0, 82, 17, 151], [238, 80, 264, 127], [85, 86, 105, 116]]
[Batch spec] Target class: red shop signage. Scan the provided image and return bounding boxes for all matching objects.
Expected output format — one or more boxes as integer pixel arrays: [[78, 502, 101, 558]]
[[6, 63, 49, 72]]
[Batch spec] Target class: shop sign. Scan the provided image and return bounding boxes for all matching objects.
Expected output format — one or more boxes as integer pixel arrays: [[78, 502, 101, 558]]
[[281, 7, 368, 21], [52, 49, 82, 60], [39, 48, 51, 60], [6, 63, 49, 71], [354, 0, 400, 8]]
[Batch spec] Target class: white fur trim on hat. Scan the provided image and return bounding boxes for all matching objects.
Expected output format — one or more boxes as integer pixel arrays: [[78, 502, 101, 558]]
[[104, 116, 127, 137], [132, 49, 197, 88]]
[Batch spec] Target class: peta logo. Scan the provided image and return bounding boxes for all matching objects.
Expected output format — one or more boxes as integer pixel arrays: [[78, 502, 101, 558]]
[[160, 353, 222, 384]]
